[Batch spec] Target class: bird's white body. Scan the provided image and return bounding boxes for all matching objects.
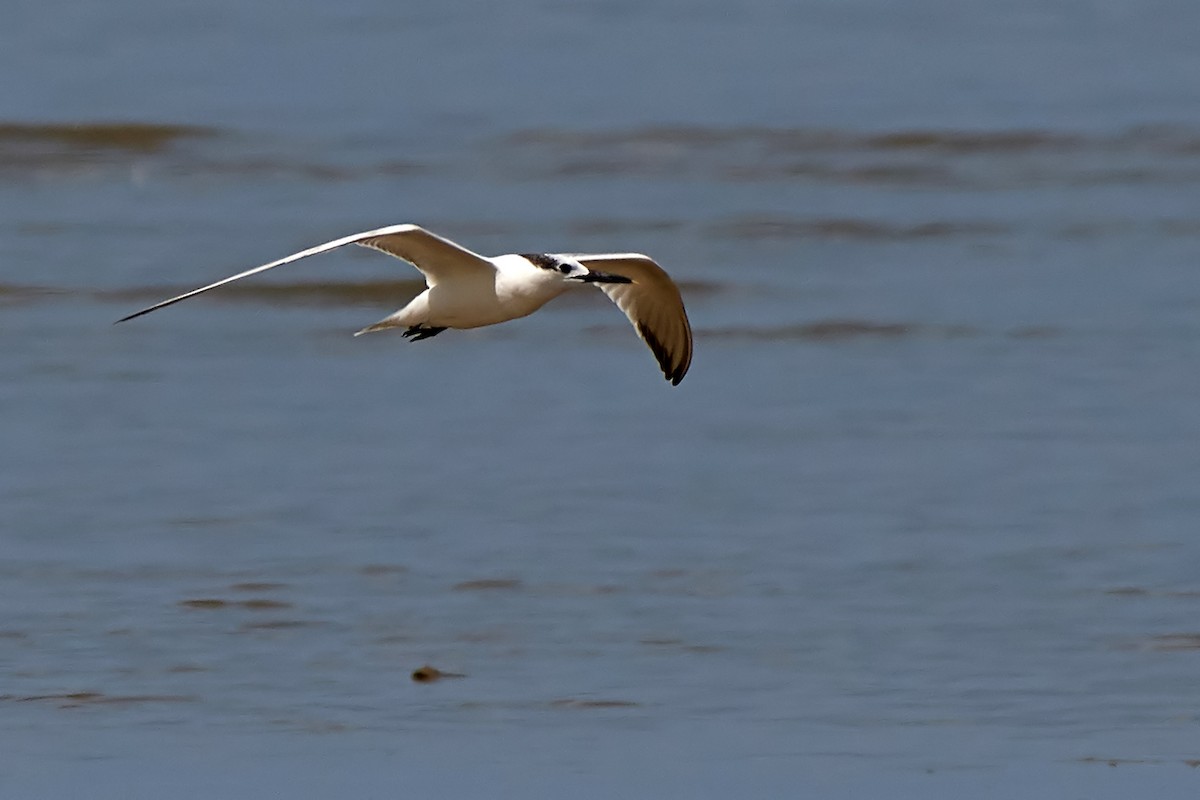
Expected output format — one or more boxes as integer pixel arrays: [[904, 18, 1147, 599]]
[[375, 253, 571, 332], [118, 224, 693, 384]]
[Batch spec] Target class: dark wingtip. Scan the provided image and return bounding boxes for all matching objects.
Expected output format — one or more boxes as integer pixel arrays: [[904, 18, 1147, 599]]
[[114, 307, 150, 324], [637, 322, 688, 386], [115, 293, 194, 324]]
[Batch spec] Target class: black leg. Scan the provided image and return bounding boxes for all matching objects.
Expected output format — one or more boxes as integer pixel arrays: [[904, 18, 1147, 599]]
[[402, 325, 448, 341]]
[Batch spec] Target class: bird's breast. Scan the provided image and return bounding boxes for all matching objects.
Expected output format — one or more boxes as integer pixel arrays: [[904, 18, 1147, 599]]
[[424, 271, 565, 329], [493, 265, 571, 318]]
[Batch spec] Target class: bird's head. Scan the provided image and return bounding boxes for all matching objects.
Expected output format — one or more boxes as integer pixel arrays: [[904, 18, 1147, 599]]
[[561, 259, 633, 285], [521, 253, 632, 285], [569, 267, 633, 285]]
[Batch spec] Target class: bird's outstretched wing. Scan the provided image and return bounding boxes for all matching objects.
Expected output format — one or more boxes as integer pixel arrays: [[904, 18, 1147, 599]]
[[562, 253, 693, 385], [116, 224, 494, 323]]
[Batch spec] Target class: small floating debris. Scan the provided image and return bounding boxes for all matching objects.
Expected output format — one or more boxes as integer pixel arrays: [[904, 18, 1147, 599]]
[[639, 637, 727, 654], [549, 698, 640, 709], [16, 691, 195, 708], [1079, 756, 1163, 767], [237, 599, 292, 610], [411, 665, 466, 683], [0, 121, 216, 152], [179, 598, 292, 610], [238, 619, 320, 631], [1146, 633, 1200, 651], [452, 578, 522, 592], [179, 598, 228, 609], [18, 691, 105, 704], [229, 582, 290, 592]]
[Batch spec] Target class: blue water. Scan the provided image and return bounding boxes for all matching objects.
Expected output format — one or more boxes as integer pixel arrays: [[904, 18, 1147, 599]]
[[3, 0, 1200, 796]]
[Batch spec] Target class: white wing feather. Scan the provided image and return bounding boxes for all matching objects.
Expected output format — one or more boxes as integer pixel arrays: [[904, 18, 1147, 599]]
[[117, 224, 493, 323]]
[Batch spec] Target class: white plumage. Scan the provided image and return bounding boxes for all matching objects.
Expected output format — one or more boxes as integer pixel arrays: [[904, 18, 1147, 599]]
[[118, 224, 693, 385]]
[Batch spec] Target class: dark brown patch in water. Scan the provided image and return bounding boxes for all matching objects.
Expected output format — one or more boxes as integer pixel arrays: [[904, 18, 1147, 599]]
[[238, 620, 321, 631], [504, 125, 1114, 154], [17, 691, 105, 703], [1146, 633, 1200, 651], [180, 598, 229, 609], [411, 665, 466, 683], [549, 698, 641, 709], [865, 130, 1084, 153], [498, 124, 1200, 189], [1104, 586, 1149, 596], [180, 597, 291, 610], [238, 599, 292, 610], [798, 321, 915, 339], [1079, 756, 1166, 767], [639, 636, 725, 653], [17, 691, 195, 707], [453, 578, 523, 591], [0, 283, 67, 307], [229, 581, 289, 592], [0, 121, 216, 151], [721, 161, 961, 186]]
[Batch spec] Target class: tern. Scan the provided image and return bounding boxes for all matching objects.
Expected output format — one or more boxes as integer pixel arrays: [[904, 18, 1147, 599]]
[[118, 224, 693, 384]]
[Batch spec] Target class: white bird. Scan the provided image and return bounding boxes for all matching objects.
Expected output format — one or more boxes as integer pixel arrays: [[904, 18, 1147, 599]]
[[118, 224, 693, 384]]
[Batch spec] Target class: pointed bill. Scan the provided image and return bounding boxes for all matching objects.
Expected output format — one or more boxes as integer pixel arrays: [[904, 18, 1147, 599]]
[[562, 253, 693, 385]]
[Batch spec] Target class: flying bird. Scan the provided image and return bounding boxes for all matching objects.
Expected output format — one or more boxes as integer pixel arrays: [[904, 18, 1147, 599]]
[[117, 224, 692, 384]]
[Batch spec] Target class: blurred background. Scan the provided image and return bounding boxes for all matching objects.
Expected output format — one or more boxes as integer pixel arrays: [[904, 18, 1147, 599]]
[[3, 0, 1200, 796]]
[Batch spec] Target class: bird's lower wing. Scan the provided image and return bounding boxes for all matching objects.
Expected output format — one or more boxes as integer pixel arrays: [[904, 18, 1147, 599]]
[[562, 253, 693, 385], [116, 224, 494, 323]]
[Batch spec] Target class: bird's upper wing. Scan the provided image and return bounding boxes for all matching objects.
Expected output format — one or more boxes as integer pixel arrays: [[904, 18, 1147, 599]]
[[116, 224, 494, 323], [560, 253, 693, 385]]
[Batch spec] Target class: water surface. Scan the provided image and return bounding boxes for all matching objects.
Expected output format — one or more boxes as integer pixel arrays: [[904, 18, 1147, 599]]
[[3, 0, 1200, 796]]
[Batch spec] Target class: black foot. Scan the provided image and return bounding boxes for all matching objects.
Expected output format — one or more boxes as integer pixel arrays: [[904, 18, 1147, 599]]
[[402, 325, 447, 341]]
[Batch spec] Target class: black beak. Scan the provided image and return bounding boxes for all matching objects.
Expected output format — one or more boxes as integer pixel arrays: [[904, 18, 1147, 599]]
[[574, 270, 632, 284]]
